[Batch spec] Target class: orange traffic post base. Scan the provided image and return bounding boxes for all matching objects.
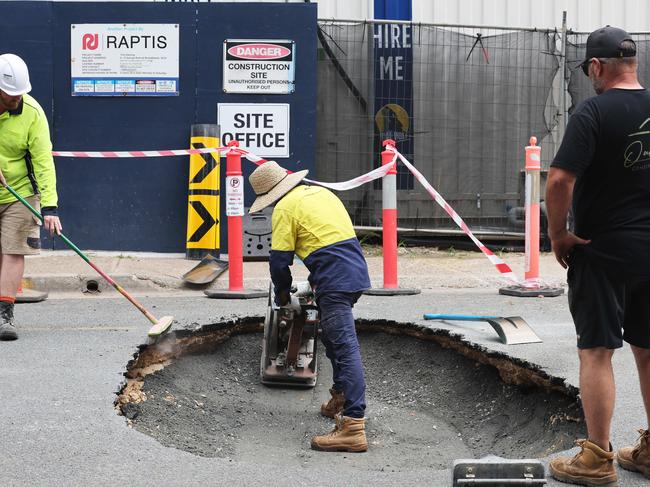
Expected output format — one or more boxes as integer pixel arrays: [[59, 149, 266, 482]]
[[205, 140, 267, 300], [364, 139, 420, 297], [15, 283, 48, 303], [499, 136, 563, 298]]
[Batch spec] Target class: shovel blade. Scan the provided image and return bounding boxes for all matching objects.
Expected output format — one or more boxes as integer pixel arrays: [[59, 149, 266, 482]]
[[487, 316, 542, 345], [182, 254, 229, 285], [423, 313, 542, 345]]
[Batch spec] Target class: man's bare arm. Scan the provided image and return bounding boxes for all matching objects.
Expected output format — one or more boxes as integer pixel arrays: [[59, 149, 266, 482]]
[[545, 167, 590, 268]]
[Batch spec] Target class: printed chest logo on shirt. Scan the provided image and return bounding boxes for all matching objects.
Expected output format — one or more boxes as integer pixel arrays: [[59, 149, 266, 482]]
[[624, 118, 650, 170]]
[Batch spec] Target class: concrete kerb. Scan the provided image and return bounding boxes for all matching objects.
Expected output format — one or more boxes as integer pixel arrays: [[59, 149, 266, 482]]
[[21, 250, 570, 297], [22, 273, 179, 294]]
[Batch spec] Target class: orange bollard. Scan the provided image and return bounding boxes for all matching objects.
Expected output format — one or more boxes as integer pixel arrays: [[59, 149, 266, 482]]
[[525, 136, 541, 283], [226, 141, 244, 292], [364, 139, 420, 297], [204, 140, 267, 300], [499, 136, 563, 298], [381, 139, 398, 289]]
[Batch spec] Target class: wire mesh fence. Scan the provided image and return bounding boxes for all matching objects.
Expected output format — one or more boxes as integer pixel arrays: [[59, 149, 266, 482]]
[[567, 32, 650, 112], [316, 20, 564, 236]]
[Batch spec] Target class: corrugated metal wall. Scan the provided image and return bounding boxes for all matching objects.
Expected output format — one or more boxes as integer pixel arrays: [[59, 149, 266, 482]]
[[74, 0, 650, 32], [316, 0, 650, 32], [411, 0, 650, 32]]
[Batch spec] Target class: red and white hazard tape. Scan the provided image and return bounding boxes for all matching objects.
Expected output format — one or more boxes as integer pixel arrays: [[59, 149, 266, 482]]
[[226, 147, 398, 190], [385, 146, 520, 284], [52, 144, 519, 283], [307, 154, 397, 191], [52, 147, 225, 158]]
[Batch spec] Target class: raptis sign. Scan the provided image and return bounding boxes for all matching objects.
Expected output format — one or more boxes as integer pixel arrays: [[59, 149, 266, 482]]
[[223, 39, 295, 94], [71, 24, 179, 97], [81, 33, 168, 50]]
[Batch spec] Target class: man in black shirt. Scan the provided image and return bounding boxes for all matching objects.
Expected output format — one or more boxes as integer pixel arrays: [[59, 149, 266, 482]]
[[547, 26, 650, 485]]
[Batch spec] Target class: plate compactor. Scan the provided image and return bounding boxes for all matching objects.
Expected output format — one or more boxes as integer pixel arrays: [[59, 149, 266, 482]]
[[260, 282, 319, 387]]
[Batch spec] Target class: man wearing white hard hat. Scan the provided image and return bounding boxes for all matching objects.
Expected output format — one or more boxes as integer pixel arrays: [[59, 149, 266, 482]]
[[0, 54, 62, 340], [249, 161, 371, 452]]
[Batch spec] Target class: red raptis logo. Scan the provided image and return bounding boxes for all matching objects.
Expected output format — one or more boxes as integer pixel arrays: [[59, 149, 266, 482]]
[[82, 34, 99, 50], [228, 43, 290, 60]]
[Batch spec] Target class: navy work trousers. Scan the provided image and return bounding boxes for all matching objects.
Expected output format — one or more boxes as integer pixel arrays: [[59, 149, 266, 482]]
[[318, 292, 366, 418]]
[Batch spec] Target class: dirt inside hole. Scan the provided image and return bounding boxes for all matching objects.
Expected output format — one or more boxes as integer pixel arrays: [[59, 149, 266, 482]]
[[117, 319, 585, 472]]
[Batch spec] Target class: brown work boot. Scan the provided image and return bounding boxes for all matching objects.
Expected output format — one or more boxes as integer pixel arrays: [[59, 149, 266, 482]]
[[320, 388, 345, 419], [311, 414, 368, 452], [549, 439, 617, 486], [617, 429, 650, 479]]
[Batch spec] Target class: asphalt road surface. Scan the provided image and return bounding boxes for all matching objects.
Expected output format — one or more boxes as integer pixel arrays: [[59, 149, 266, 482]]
[[1, 291, 649, 486]]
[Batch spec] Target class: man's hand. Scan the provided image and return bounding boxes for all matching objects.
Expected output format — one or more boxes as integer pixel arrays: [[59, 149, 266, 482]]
[[550, 229, 590, 269], [281, 295, 301, 314], [43, 215, 62, 236], [0, 168, 6, 187]]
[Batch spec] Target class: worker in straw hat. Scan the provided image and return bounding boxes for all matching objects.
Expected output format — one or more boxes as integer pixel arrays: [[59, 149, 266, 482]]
[[249, 160, 371, 452]]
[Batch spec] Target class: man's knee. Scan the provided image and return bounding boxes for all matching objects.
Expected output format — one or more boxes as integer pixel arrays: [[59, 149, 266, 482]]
[[578, 347, 615, 364], [631, 344, 650, 361]]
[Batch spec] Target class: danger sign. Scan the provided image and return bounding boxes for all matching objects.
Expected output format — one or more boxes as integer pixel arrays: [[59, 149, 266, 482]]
[[218, 104, 290, 158], [223, 39, 295, 94]]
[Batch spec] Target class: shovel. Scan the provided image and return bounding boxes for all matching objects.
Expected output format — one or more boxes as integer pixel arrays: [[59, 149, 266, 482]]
[[182, 253, 229, 285], [423, 314, 542, 345]]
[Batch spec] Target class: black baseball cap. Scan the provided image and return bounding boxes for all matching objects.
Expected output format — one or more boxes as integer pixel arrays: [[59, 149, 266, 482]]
[[580, 26, 636, 75]]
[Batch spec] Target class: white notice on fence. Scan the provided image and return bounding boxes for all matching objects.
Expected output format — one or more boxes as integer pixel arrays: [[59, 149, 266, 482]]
[[218, 103, 290, 158], [226, 176, 245, 217], [70, 23, 179, 96]]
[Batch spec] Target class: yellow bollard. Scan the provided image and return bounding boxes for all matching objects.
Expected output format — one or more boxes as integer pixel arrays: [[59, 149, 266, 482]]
[[186, 124, 220, 260]]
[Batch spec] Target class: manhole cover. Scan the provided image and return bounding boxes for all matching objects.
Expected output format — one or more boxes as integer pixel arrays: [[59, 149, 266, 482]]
[[117, 319, 584, 471]]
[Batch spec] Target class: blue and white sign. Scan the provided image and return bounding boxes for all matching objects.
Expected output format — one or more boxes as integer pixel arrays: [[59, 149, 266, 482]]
[[373, 22, 414, 190], [70, 24, 179, 97]]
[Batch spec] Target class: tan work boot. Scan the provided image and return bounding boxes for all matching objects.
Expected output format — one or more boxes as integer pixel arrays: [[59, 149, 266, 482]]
[[311, 414, 368, 452], [320, 388, 345, 419], [617, 429, 650, 479], [549, 439, 617, 486]]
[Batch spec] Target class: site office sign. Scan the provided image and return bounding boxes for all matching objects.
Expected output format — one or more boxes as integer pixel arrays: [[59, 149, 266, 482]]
[[218, 103, 290, 158], [223, 39, 295, 94], [71, 24, 179, 96]]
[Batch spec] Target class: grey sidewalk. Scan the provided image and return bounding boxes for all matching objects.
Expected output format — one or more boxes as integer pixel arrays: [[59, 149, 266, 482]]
[[23, 247, 568, 295]]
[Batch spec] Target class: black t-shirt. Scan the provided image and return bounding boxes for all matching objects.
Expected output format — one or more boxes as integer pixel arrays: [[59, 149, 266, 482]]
[[551, 88, 650, 277]]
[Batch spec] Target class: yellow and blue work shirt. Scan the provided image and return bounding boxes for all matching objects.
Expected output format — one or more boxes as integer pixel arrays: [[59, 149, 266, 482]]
[[0, 94, 57, 208], [270, 184, 370, 302]]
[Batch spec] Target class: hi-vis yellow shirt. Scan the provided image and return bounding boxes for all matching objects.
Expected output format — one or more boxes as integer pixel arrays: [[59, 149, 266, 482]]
[[272, 185, 356, 259], [0, 94, 58, 207], [270, 185, 370, 300]]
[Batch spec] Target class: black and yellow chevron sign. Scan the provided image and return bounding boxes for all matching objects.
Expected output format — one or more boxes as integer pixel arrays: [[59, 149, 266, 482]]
[[186, 136, 220, 255]]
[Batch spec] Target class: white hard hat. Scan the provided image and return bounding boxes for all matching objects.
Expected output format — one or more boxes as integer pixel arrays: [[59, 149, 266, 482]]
[[0, 54, 31, 96]]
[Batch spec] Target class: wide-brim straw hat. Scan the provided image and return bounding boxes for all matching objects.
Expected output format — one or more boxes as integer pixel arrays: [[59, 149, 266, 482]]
[[248, 161, 308, 213]]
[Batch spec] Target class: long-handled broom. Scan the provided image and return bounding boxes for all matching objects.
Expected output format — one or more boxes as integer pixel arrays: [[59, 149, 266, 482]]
[[2, 181, 174, 337]]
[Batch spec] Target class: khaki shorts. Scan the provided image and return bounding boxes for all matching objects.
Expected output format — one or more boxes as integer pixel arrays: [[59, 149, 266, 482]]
[[0, 195, 41, 255]]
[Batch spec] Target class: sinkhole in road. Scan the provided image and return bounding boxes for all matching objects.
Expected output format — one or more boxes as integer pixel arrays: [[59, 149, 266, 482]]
[[116, 317, 585, 472]]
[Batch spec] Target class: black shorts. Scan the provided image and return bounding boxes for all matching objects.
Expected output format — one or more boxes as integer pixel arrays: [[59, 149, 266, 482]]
[[568, 250, 650, 349]]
